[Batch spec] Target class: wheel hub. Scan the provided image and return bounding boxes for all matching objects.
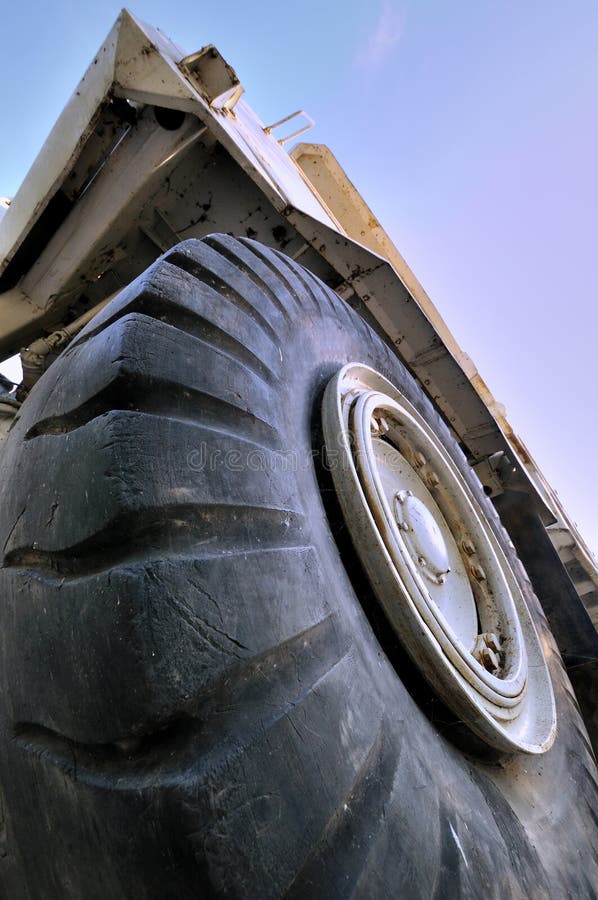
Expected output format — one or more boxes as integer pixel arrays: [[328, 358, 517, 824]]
[[322, 363, 556, 754], [394, 490, 451, 582]]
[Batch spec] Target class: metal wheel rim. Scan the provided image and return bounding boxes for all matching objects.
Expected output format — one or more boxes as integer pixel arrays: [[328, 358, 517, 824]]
[[322, 363, 556, 753]]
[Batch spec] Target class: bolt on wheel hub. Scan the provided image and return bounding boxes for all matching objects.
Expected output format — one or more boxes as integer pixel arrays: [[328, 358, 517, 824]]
[[322, 363, 556, 754]]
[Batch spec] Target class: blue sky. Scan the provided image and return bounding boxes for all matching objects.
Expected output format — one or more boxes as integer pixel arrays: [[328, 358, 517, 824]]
[[1, 1, 596, 555]]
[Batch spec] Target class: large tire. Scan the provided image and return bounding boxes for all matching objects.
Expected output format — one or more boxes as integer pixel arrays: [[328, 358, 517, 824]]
[[0, 235, 596, 898]]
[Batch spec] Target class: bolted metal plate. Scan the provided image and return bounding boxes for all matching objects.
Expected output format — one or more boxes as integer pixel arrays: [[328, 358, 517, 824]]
[[322, 363, 556, 754]]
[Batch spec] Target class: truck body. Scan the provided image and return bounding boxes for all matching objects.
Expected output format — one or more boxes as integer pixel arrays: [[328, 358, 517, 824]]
[[0, 11, 596, 897]]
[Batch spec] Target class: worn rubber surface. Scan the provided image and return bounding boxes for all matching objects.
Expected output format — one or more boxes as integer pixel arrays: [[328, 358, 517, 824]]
[[0, 236, 596, 898]]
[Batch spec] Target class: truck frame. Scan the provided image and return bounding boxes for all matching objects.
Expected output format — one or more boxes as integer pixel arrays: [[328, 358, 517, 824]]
[[0, 11, 596, 898]]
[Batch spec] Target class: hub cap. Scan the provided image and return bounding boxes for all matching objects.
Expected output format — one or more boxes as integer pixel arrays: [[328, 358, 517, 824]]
[[322, 363, 556, 754]]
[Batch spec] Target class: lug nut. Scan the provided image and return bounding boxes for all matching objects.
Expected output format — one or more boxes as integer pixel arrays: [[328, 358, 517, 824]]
[[473, 633, 501, 673], [470, 563, 486, 582], [479, 646, 500, 674], [461, 538, 476, 557], [371, 415, 390, 435], [425, 471, 440, 488], [482, 632, 501, 654], [436, 566, 451, 585]]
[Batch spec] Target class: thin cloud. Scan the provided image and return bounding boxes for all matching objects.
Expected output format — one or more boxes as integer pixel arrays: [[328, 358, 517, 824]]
[[355, 1, 406, 69]]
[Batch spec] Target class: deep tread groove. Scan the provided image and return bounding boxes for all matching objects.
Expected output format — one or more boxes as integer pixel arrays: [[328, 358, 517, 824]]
[[302, 252, 357, 323], [161, 614, 350, 787], [167, 250, 282, 345], [24, 375, 279, 447], [271, 247, 329, 315], [301, 263, 341, 314], [273, 247, 346, 320], [284, 721, 398, 898], [202, 235, 293, 324], [3, 503, 304, 580], [238, 237, 304, 310], [14, 614, 349, 791], [68, 289, 278, 385]]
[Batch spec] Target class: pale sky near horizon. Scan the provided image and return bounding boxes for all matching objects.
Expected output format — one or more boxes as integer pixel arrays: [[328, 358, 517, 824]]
[[1, 1, 596, 556]]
